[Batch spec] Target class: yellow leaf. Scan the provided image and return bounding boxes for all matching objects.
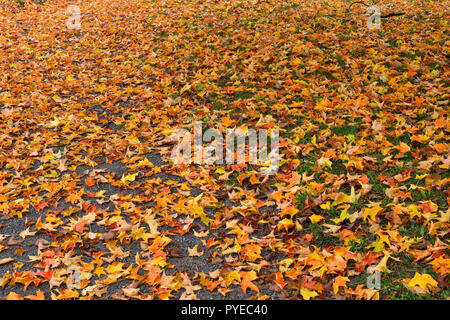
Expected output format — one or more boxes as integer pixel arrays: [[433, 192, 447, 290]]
[[349, 186, 361, 203], [291, 58, 302, 66], [225, 270, 241, 286], [19, 227, 36, 239], [295, 220, 303, 232], [320, 202, 331, 210], [332, 193, 350, 206], [106, 263, 124, 274], [375, 253, 392, 273], [317, 157, 332, 169], [300, 288, 318, 300], [121, 173, 138, 184], [280, 206, 299, 218], [49, 117, 60, 128], [137, 157, 153, 167], [363, 203, 383, 222], [407, 273, 438, 291], [309, 214, 324, 224], [188, 244, 204, 257], [180, 84, 191, 94], [215, 168, 227, 175], [125, 135, 140, 145], [277, 218, 294, 231], [97, 83, 107, 93]]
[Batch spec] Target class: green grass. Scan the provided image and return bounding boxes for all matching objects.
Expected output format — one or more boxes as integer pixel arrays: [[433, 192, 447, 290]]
[[295, 192, 308, 210], [331, 124, 360, 136], [349, 252, 448, 299], [349, 234, 377, 252], [303, 223, 343, 248]]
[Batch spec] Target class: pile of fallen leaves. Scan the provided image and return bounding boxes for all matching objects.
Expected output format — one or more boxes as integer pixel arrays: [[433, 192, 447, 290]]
[[0, 0, 448, 300]]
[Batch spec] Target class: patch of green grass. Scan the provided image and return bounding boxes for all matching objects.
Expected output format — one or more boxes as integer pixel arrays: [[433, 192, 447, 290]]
[[318, 122, 328, 130], [399, 222, 428, 238], [430, 189, 449, 210], [253, 93, 265, 101], [386, 38, 399, 48], [323, 204, 341, 219], [296, 155, 316, 175], [331, 123, 360, 136], [386, 132, 411, 145], [381, 253, 444, 299], [295, 192, 308, 210], [292, 95, 305, 103], [327, 160, 347, 175], [211, 97, 227, 111], [398, 221, 435, 244], [304, 223, 342, 248], [233, 90, 254, 100], [365, 171, 387, 194], [386, 164, 405, 177], [194, 83, 206, 91], [394, 63, 408, 73], [184, 56, 197, 62], [225, 172, 240, 187], [349, 251, 446, 299], [349, 234, 377, 252]]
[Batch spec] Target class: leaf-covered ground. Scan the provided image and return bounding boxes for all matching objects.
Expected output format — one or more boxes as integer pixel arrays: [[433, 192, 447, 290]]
[[0, 0, 448, 300]]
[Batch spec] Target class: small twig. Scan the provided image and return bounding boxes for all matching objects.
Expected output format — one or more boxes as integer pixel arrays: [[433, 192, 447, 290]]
[[381, 12, 404, 18]]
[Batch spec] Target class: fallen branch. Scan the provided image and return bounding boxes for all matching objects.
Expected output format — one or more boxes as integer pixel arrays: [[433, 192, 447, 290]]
[[343, 1, 405, 22]]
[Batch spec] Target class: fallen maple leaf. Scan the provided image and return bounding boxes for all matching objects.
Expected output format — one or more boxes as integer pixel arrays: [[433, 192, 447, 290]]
[[0, 258, 14, 265], [300, 288, 319, 300], [188, 244, 204, 257], [407, 273, 438, 292]]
